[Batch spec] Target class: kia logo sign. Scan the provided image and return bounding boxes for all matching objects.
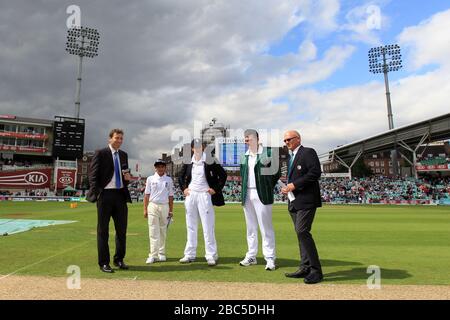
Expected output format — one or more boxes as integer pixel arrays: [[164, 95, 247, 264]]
[[24, 172, 49, 185], [59, 176, 74, 184]]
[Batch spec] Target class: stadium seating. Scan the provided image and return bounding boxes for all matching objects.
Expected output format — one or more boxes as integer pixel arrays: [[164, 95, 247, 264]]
[[107, 174, 450, 204]]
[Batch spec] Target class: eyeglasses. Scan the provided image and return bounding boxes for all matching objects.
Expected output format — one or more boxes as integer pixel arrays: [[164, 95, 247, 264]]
[[283, 137, 298, 143]]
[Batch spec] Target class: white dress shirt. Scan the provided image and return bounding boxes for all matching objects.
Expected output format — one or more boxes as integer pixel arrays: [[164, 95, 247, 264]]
[[290, 145, 301, 163], [246, 145, 263, 189], [188, 153, 210, 192], [144, 173, 174, 204], [104, 144, 123, 189]]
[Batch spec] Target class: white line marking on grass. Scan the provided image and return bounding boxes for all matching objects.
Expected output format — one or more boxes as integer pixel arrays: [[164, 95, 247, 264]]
[[1, 204, 145, 282], [0, 240, 92, 281]]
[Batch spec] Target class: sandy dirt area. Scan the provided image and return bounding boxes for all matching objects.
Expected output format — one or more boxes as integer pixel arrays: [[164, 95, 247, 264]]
[[1, 275, 449, 300]]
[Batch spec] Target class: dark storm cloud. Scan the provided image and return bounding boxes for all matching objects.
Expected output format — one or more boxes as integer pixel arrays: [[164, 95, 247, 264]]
[[0, 0, 307, 173]]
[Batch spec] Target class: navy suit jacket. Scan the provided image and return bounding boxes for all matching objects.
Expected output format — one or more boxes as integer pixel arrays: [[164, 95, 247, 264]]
[[86, 147, 132, 203], [288, 145, 322, 211]]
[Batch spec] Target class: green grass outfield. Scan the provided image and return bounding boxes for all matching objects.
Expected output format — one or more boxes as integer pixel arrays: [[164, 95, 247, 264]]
[[1, 201, 449, 285]]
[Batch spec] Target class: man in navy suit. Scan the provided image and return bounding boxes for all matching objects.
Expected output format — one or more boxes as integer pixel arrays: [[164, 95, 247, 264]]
[[87, 128, 132, 273], [281, 130, 323, 284]]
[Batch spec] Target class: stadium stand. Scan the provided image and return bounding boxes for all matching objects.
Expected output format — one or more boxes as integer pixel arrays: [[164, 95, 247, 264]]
[[417, 155, 448, 166], [320, 176, 449, 204], [160, 176, 449, 205]]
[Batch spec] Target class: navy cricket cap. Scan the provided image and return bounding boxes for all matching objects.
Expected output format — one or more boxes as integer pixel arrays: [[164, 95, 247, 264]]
[[154, 159, 166, 166]]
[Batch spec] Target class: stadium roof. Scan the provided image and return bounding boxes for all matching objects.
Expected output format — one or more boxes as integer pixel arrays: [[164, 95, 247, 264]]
[[326, 112, 450, 162], [0, 114, 53, 126]]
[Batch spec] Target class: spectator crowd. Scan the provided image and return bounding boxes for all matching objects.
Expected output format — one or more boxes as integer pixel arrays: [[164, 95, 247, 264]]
[[127, 175, 449, 204], [320, 175, 449, 203], [2, 169, 449, 204]]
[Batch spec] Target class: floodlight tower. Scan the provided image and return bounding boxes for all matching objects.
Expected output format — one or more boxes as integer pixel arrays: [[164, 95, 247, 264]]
[[368, 44, 403, 176], [66, 26, 100, 119]]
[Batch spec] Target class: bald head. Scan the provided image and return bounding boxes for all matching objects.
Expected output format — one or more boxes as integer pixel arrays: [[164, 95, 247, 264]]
[[283, 130, 301, 151], [285, 130, 300, 138]]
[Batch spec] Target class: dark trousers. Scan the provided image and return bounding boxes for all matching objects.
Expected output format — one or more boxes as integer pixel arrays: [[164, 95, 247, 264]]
[[97, 189, 128, 266], [289, 207, 322, 275]]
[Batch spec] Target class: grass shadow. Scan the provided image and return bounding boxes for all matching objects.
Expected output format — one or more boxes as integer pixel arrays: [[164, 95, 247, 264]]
[[128, 263, 232, 272], [276, 258, 364, 272], [324, 267, 412, 282], [126, 257, 364, 273]]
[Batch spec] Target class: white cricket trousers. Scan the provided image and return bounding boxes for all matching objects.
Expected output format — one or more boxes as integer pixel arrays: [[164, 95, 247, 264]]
[[147, 202, 170, 258], [183, 191, 218, 260], [243, 188, 276, 261]]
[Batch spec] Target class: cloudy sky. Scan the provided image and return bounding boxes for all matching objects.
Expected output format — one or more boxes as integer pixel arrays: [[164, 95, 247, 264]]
[[1, 0, 449, 175]]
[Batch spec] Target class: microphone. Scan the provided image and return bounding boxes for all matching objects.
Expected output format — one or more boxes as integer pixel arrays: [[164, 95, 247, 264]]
[[121, 163, 130, 174]]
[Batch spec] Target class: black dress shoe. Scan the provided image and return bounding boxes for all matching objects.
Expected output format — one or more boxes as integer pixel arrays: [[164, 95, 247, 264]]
[[100, 264, 114, 273], [304, 273, 323, 284], [113, 261, 129, 270], [285, 268, 310, 278]]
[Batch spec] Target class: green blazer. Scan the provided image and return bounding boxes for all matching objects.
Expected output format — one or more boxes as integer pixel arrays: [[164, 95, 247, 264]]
[[240, 147, 281, 205]]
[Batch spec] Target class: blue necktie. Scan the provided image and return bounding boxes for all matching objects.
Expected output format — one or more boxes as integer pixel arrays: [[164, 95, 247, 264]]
[[113, 151, 121, 189]]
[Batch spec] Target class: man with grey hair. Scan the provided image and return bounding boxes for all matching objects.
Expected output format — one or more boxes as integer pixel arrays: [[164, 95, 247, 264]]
[[281, 130, 323, 284]]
